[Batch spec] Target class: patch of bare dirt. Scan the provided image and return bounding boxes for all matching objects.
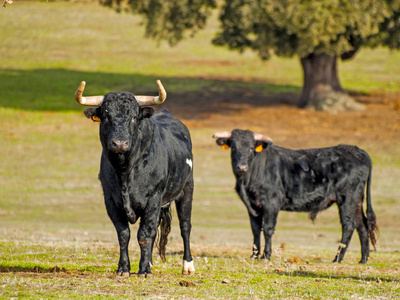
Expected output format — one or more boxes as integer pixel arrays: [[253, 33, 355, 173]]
[[160, 87, 400, 150]]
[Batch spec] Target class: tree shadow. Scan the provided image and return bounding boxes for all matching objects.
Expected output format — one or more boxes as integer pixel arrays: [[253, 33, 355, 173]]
[[0, 265, 66, 273], [0, 69, 301, 119], [275, 268, 396, 283]]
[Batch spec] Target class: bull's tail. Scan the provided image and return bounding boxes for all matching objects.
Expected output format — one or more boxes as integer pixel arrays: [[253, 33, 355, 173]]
[[365, 161, 379, 251], [157, 205, 172, 262]]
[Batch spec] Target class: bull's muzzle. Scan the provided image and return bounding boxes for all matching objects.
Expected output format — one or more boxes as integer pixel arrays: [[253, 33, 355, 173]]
[[236, 164, 249, 175], [110, 139, 130, 153]]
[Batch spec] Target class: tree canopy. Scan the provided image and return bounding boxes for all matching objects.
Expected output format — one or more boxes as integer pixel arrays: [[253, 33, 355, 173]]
[[101, 0, 400, 110], [101, 0, 216, 46], [213, 1, 400, 59]]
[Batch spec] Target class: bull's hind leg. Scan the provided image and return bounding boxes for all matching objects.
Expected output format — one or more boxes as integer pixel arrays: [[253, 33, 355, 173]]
[[334, 187, 365, 263], [333, 222, 354, 263], [175, 178, 195, 275], [356, 195, 370, 263], [104, 195, 131, 276]]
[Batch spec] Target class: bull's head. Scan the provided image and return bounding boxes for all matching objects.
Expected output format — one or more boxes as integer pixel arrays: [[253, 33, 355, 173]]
[[75, 80, 166, 154], [213, 129, 273, 176]]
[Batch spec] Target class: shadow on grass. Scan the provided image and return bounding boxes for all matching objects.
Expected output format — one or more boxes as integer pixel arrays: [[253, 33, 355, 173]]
[[1, 261, 395, 283], [0, 68, 301, 118], [274, 269, 397, 283], [0, 265, 111, 275], [0, 265, 67, 273]]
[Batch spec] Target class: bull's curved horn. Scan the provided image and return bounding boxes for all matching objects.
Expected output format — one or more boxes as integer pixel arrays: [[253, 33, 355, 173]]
[[254, 133, 273, 143], [74, 81, 104, 106], [135, 80, 167, 106], [212, 131, 232, 139]]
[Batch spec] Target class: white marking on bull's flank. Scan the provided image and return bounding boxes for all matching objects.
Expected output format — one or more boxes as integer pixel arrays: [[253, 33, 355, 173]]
[[186, 158, 193, 169]]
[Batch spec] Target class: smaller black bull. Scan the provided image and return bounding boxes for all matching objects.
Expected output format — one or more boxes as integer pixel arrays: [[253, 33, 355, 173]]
[[75, 80, 195, 277], [213, 129, 378, 263]]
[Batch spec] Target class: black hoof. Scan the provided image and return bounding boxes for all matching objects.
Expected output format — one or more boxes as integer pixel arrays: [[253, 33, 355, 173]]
[[260, 254, 271, 261]]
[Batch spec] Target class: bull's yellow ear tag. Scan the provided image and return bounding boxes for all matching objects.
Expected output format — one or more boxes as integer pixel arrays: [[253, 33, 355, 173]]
[[255, 145, 264, 152], [91, 115, 101, 122], [221, 144, 230, 150]]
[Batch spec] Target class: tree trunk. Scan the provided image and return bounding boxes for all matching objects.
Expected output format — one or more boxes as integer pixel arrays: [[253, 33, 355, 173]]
[[299, 53, 363, 111]]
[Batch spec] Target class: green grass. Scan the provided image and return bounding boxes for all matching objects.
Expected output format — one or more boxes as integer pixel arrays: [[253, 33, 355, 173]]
[[1, 242, 399, 299], [0, 1, 399, 299]]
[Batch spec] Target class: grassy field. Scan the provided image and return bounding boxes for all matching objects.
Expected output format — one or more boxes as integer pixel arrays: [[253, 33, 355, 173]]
[[0, 2, 399, 299]]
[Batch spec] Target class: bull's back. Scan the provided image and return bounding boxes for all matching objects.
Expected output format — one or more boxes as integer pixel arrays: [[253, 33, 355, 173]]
[[305, 145, 371, 182], [153, 109, 192, 152], [273, 144, 371, 181], [252, 144, 371, 212]]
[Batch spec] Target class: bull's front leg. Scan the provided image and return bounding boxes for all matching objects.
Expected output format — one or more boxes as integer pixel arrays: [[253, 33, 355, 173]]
[[116, 227, 131, 276], [104, 195, 131, 276], [261, 206, 279, 261], [109, 212, 131, 276], [137, 204, 160, 277], [249, 213, 263, 259]]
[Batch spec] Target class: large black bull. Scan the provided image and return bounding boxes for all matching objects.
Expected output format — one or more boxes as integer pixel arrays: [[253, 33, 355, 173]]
[[75, 80, 195, 277], [213, 129, 378, 263]]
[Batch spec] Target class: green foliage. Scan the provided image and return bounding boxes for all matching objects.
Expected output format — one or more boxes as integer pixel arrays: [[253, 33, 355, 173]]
[[214, 0, 400, 59], [378, 2, 400, 49], [101, 0, 217, 46], [103, 0, 400, 60]]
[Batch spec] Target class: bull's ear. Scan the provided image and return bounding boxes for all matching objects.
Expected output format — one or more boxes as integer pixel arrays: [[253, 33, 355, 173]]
[[140, 107, 154, 119], [216, 138, 230, 150], [255, 140, 272, 152], [84, 108, 101, 122]]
